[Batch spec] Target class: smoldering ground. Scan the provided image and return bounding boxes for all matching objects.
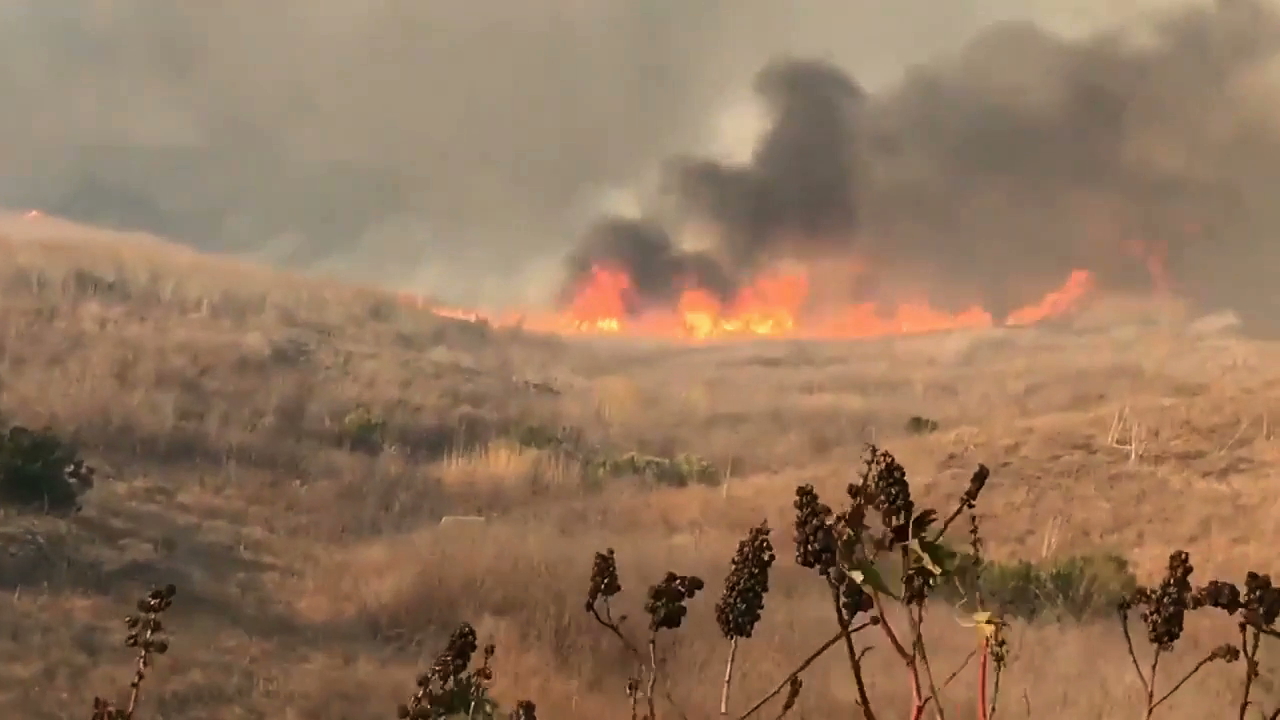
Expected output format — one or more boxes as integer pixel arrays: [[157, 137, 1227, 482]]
[[562, 0, 1280, 330]]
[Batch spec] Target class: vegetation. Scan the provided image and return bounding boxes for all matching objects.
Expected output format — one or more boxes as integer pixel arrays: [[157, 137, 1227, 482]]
[[516, 422, 723, 486], [0, 421, 95, 513], [77, 443, 1280, 719]]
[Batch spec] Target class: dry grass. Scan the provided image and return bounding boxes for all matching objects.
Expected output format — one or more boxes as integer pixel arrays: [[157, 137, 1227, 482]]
[[5, 212, 1280, 718]]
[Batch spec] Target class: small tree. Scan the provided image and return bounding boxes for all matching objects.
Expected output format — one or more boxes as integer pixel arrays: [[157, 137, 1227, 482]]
[[0, 423, 95, 513]]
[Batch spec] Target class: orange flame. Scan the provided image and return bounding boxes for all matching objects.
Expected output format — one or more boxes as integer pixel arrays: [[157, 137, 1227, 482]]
[[550, 264, 1096, 340], [401, 262, 1108, 342]]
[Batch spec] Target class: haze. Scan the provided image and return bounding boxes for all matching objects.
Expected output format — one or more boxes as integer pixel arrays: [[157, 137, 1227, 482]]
[[0, 0, 1222, 306]]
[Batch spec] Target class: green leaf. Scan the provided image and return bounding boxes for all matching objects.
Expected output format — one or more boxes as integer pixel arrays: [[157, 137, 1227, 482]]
[[848, 559, 899, 600], [910, 539, 958, 577]]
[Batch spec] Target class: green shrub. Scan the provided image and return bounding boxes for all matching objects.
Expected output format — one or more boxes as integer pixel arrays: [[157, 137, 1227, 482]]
[[513, 423, 585, 453], [0, 423, 95, 513], [947, 551, 1138, 621], [340, 405, 386, 454], [588, 451, 721, 487], [905, 415, 940, 434]]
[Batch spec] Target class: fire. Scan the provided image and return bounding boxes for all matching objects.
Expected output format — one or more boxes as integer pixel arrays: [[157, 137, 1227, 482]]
[[1004, 270, 1094, 327], [546, 264, 1098, 340], [403, 262, 1108, 342]]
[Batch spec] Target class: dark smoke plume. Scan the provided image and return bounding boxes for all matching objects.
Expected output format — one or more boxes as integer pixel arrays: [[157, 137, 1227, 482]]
[[563, 58, 866, 308], [561, 217, 735, 312], [561, 0, 1280, 331]]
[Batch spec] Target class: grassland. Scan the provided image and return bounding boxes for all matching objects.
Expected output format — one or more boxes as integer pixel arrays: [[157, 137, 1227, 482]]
[[3, 210, 1280, 719]]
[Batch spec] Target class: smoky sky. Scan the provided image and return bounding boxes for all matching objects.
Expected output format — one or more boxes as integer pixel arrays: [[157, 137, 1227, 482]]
[[562, 0, 1280, 330], [0, 0, 1208, 307]]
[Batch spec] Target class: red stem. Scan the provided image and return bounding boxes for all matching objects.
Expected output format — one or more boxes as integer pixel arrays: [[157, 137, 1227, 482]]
[[978, 638, 990, 720]]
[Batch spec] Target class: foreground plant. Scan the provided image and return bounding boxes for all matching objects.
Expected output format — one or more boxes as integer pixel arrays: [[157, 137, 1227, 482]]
[[715, 521, 776, 716], [585, 547, 704, 719], [90, 584, 177, 720], [1119, 552, 1280, 720], [395, 623, 537, 719], [588, 444, 997, 720]]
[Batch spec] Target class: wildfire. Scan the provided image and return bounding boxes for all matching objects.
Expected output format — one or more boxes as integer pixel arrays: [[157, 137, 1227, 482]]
[[551, 264, 1099, 340], [404, 263, 1107, 342]]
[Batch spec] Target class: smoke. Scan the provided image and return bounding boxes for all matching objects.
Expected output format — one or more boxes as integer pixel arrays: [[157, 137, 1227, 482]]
[[563, 58, 867, 308], [559, 0, 1280, 328], [0, 0, 1194, 308]]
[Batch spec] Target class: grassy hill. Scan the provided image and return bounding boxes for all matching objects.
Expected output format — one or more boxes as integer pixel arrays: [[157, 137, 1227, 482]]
[[2, 211, 1279, 718]]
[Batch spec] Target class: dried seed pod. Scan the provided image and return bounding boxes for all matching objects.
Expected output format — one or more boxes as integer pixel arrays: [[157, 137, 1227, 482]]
[[716, 522, 776, 640], [962, 465, 990, 508], [793, 485, 836, 575], [586, 548, 623, 612], [429, 623, 479, 684], [1130, 551, 1195, 649], [645, 572, 705, 632], [509, 699, 538, 720], [862, 447, 914, 544]]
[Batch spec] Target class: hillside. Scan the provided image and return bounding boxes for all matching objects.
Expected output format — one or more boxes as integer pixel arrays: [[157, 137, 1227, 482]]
[[2, 213, 1279, 718]]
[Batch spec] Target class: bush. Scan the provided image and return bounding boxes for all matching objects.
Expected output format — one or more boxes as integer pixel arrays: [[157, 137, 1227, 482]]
[[0, 423, 94, 513], [904, 415, 940, 434], [513, 423, 722, 487], [948, 552, 1138, 621], [588, 451, 721, 487], [340, 405, 387, 455]]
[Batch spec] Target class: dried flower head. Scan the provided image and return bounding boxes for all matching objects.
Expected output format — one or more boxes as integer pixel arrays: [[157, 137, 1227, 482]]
[[509, 700, 538, 720], [586, 548, 623, 612], [1194, 571, 1280, 633], [794, 485, 837, 575], [399, 624, 498, 719], [862, 446, 914, 540], [838, 576, 875, 619], [1126, 551, 1196, 650], [716, 522, 776, 640], [962, 465, 990, 509], [645, 572, 705, 632], [902, 565, 939, 606]]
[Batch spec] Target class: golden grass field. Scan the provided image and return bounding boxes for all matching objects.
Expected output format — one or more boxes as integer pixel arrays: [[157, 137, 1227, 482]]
[[3, 210, 1280, 719]]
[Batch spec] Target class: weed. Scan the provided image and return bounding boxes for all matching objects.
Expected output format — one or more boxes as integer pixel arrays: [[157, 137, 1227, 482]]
[[90, 584, 176, 720]]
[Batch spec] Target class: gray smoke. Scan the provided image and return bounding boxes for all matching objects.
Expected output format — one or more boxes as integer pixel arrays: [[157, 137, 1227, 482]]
[[562, 0, 1280, 331], [7, 0, 1280, 329], [0, 0, 1180, 308]]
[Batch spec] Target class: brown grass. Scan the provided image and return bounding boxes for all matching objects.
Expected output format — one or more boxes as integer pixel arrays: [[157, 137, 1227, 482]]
[[4, 212, 1280, 718]]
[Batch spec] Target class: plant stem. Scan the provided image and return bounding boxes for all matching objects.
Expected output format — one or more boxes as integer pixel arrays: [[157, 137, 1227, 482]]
[[829, 585, 878, 720], [912, 604, 947, 720], [1239, 626, 1262, 720], [978, 638, 989, 720], [987, 652, 1003, 720], [870, 589, 922, 719], [647, 634, 659, 720], [1149, 651, 1227, 713], [1118, 609, 1149, 691], [721, 637, 739, 716], [1141, 650, 1162, 720], [589, 602, 688, 720], [736, 621, 872, 720]]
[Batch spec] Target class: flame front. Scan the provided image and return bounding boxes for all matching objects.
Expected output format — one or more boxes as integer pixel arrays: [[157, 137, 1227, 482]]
[[403, 259, 1119, 341], [546, 264, 1097, 340]]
